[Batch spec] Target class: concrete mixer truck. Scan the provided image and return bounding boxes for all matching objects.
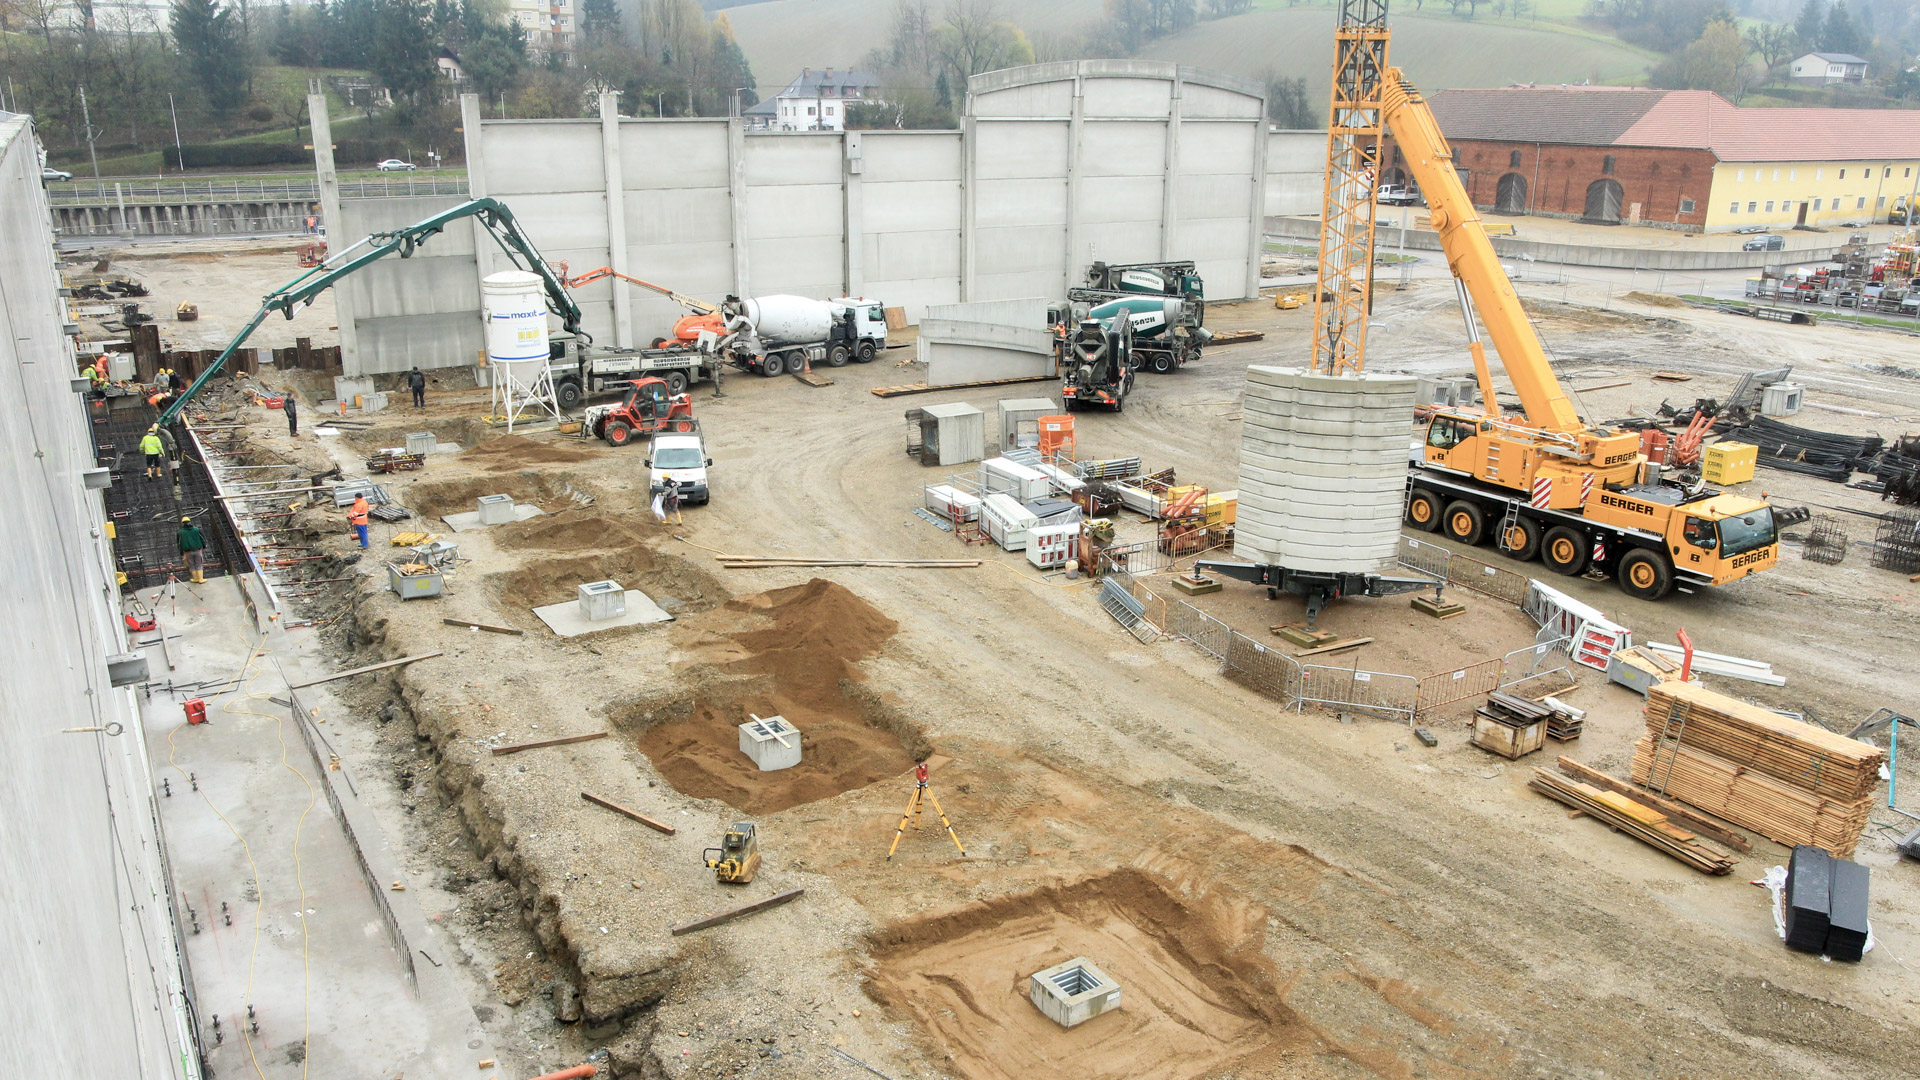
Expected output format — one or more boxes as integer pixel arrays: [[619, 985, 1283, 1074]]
[[1054, 311, 1136, 412], [1068, 260, 1210, 374], [713, 294, 889, 377]]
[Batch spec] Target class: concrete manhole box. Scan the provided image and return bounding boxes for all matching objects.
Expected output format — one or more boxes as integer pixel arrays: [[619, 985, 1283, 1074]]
[[738, 714, 802, 771], [577, 580, 627, 621], [1029, 957, 1121, 1028]]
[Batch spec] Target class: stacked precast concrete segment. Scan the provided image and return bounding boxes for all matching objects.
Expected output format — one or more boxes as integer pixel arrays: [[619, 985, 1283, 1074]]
[[1234, 366, 1417, 572]]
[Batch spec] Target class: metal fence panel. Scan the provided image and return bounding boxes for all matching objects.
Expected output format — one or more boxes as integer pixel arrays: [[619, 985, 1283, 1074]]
[[1165, 599, 1232, 661], [1499, 634, 1576, 694], [1397, 534, 1452, 580], [1415, 657, 1503, 716], [1298, 664, 1419, 722], [1222, 633, 1302, 703], [1445, 549, 1532, 605]]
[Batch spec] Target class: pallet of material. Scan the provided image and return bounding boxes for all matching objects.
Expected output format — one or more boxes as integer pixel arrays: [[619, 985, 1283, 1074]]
[[1645, 683, 1885, 802], [1529, 769, 1735, 875], [1629, 736, 1874, 857], [1208, 329, 1266, 346]]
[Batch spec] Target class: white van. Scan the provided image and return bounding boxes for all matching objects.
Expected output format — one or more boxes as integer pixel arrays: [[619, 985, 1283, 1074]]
[[649, 431, 711, 505]]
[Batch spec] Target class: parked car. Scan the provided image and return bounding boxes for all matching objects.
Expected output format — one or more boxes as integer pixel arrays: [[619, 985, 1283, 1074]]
[[41, 167, 72, 181], [1743, 234, 1785, 251], [1733, 224, 1769, 234], [1377, 184, 1419, 206], [375, 159, 417, 172]]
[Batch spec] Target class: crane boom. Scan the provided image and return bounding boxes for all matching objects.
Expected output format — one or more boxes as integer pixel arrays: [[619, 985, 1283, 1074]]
[[564, 267, 719, 315], [157, 198, 581, 425], [1377, 71, 1584, 435]]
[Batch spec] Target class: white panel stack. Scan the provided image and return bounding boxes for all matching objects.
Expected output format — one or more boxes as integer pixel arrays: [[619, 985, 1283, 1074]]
[[1234, 366, 1416, 573]]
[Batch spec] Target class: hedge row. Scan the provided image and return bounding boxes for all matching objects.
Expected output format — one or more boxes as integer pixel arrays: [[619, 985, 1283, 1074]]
[[176, 138, 416, 169]]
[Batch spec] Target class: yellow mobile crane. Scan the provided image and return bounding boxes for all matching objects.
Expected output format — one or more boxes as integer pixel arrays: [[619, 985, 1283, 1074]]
[[1314, 0, 1780, 600]]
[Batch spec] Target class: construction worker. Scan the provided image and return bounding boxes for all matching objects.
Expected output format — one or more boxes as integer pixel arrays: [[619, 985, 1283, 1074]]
[[283, 392, 299, 438], [407, 366, 426, 408], [348, 493, 370, 548], [140, 425, 165, 479], [177, 515, 206, 584], [155, 424, 179, 480], [659, 475, 684, 525]]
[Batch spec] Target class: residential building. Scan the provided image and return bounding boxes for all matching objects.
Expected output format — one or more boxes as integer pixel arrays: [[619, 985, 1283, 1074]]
[[1788, 52, 1868, 86], [507, 0, 574, 64], [1379, 86, 1920, 232], [759, 68, 882, 132]]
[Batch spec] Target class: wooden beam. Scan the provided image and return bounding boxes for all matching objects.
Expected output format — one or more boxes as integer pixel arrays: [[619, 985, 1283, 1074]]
[[1293, 636, 1373, 658], [670, 889, 805, 936], [286, 652, 442, 689], [491, 732, 608, 756], [1556, 756, 1752, 852], [442, 618, 526, 635], [580, 791, 676, 835]]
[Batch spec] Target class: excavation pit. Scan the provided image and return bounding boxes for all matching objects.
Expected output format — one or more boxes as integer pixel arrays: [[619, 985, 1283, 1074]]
[[1029, 957, 1121, 1028], [867, 869, 1310, 1080], [488, 545, 728, 617]]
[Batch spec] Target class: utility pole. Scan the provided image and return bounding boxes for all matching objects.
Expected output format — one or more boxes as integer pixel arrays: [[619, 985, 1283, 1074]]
[[80, 85, 100, 179], [168, 93, 185, 173]]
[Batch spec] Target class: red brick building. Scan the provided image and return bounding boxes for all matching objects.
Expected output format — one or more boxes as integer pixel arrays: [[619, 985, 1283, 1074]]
[[1380, 87, 1719, 229]]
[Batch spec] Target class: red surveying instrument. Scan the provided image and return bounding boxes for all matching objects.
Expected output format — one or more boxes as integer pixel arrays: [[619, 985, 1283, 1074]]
[[886, 762, 966, 861]]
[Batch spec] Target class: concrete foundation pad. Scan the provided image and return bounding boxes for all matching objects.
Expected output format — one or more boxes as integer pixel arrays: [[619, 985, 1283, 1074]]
[[1413, 595, 1468, 619], [442, 504, 544, 532], [1170, 574, 1222, 595], [532, 589, 673, 636]]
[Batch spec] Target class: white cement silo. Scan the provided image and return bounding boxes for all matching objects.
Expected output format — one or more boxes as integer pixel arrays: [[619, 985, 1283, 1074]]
[[481, 271, 558, 430], [1232, 366, 1417, 573]]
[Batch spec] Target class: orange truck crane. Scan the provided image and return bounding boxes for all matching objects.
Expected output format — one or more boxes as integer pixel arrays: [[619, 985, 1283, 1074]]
[[563, 267, 724, 348], [1312, 0, 1782, 601]]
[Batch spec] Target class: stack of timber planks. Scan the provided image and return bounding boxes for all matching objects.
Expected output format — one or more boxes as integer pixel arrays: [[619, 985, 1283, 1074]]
[[1529, 769, 1735, 874], [1630, 682, 1885, 857]]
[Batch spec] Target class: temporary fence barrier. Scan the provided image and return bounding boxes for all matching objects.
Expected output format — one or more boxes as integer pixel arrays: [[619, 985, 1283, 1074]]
[[1097, 576, 1156, 642], [1499, 634, 1576, 695], [1445, 549, 1533, 605], [1415, 656, 1504, 716], [1397, 534, 1452, 580], [1298, 663, 1419, 723], [1223, 633, 1303, 703], [1164, 598, 1233, 662]]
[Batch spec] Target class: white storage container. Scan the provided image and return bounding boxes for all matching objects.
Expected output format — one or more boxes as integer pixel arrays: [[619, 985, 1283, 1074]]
[[917, 403, 986, 466], [1026, 523, 1078, 569], [1761, 382, 1804, 417], [980, 457, 1050, 502], [923, 484, 981, 521], [981, 493, 1040, 551]]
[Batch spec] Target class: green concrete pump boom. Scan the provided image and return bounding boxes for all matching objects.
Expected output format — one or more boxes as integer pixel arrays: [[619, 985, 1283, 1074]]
[[157, 197, 581, 425]]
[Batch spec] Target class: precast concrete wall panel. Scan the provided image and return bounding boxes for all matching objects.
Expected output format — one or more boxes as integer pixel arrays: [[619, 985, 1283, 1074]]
[[621, 121, 730, 187], [1266, 129, 1325, 217], [1185, 82, 1265, 119], [1083, 77, 1174, 117], [863, 130, 963, 179], [973, 121, 1070, 178], [1079, 122, 1166, 176], [336, 195, 481, 373], [482, 120, 604, 194]]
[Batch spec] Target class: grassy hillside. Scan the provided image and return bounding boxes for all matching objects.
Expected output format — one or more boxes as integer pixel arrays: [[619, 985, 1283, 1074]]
[[724, 0, 1106, 96], [1139, 9, 1656, 102], [727, 1, 1655, 105]]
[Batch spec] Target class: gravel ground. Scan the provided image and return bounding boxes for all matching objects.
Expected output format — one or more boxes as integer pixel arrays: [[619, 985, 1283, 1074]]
[[155, 246, 1920, 1079]]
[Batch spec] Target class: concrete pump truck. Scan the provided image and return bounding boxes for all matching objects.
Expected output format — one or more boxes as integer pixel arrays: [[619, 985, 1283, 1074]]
[[1304, 0, 1782, 601]]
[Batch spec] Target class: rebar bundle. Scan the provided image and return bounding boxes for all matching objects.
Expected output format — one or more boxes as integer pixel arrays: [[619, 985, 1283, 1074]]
[[1721, 416, 1884, 482]]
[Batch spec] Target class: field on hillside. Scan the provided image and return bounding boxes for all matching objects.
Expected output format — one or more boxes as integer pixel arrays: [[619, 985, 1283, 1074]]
[[1142, 9, 1655, 98], [726, 0, 1105, 94], [730, 0, 1656, 103]]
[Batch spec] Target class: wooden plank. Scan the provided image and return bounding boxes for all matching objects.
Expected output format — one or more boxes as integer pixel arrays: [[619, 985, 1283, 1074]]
[[491, 732, 608, 756], [1529, 769, 1734, 874], [442, 618, 526, 636], [1208, 329, 1266, 346], [791, 370, 834, 388], [670, 889, 805, 936], [286, 652, 442, 689], [870, 375, 1054, 398], [580, 790, 676, 835], [1556, 756, 1751, 852], [1293, 636, 1374, 657]]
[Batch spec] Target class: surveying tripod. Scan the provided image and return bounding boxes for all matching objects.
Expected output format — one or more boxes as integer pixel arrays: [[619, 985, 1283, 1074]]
[[886, 762, 966, 860]]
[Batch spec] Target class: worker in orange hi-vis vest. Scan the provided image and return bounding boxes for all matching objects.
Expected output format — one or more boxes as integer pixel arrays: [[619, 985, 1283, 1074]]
[[348, 494, 370, 548]]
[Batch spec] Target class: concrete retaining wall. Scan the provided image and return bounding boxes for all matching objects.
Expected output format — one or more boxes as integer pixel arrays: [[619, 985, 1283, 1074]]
[[0, 112, 192, 1078], [1265, 130, 1324, 218], [329, 61, 1274, 377], [918, 297, 1055, 385], [1265, 214, 1855, 271]]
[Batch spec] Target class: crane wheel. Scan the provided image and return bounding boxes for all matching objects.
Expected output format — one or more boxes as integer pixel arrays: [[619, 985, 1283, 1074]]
[[1406, 488, 1443, 532], [1541, 526, 1589, 576], [604, 420, 634, 447], [1500, 517, 1542, 561], [1443, 500, 1485, 546], [1616, 549, 1674, 600]]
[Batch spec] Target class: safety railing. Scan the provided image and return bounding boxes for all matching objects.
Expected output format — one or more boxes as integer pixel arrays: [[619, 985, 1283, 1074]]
[[46, 176, 469, 205], [1224, 633, 1304, 704], [1163, 597, 1232, 662], [1499, 634, 1576, 695], [1298, 664, 1419, 723], [1415, 656, 1504, 716]]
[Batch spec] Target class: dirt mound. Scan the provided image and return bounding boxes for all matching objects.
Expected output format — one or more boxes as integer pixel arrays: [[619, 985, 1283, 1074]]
[[491, 509, 648, 552], [724, 579, 899, 712], [460, 433, 600, 469], [633, 693, 919, 814], [1623, 290, 1686, 308], [406, 472, 590, 518], [488, 545, 728, 615], [623, 580, 919, 812], [867, 868, 1313, 1080]]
